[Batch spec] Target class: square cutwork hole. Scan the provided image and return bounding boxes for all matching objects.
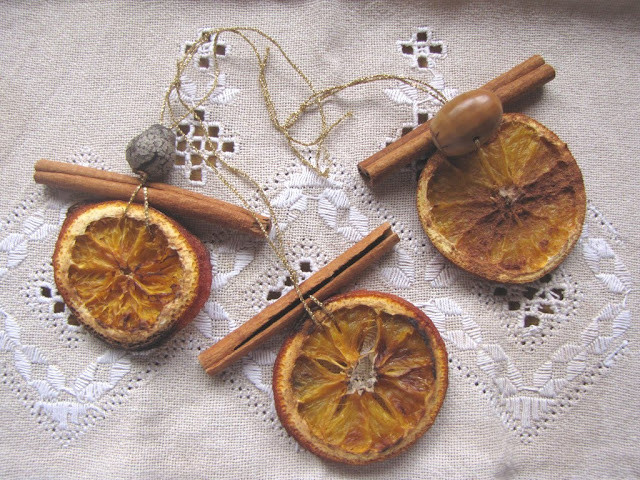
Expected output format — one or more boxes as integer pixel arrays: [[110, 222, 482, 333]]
[[267, 290, 282, 301], [300, 261, 311, 273], [538, 304, 554, 314], [524, 315, 540, 327]]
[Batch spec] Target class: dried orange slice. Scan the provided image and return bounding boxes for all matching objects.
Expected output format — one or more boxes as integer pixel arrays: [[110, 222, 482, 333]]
[[273, 290, 448, 464], [417, 113, 586, 283], [53, 201, 212, 349]]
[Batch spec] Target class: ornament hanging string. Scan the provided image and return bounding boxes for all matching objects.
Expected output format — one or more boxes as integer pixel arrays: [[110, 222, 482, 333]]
[[122, 171, 150, 228], [160, 27, 446, 325]]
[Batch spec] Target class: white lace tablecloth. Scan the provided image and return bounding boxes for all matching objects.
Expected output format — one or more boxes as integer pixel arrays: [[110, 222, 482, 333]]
[[1, 2, 639, 478]]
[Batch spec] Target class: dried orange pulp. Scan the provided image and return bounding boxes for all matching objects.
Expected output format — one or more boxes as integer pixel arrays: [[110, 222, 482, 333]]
[[417, 113, 586, 284], [53, 201, 211, 349], [273, 291, 448, 464]]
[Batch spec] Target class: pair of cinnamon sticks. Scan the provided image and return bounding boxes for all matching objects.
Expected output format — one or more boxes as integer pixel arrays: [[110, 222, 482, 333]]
[[35, 55, 555, 376]]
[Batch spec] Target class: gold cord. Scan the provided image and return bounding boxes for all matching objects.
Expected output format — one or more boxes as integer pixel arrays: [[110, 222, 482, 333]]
[[160, 27, 445, 325], [123, 171, 151, 228]]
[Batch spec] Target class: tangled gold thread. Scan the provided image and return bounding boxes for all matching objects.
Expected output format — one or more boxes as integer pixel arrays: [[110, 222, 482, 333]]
[[160, 27, 445, 324]]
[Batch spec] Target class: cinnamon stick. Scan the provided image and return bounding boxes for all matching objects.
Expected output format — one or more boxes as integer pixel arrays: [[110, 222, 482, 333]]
[[358, 56, 556, 185], [198, 222, 399, 375], [34, 159, 271, 238]]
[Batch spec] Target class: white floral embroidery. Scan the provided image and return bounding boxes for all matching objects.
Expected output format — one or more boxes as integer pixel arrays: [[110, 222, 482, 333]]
[[416, 206, 631, 440], [195, 235, 256, 338]]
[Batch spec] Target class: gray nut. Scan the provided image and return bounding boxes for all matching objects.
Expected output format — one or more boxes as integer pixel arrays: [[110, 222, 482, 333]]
[[126, 124, 177, 181]]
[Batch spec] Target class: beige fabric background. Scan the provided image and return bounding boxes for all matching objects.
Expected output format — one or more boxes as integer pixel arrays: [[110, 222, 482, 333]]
[[1, 1, 639, 478]]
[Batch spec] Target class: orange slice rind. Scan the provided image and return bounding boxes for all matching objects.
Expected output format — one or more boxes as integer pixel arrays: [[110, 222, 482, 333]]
[[417, 113, 586, 283], [273, 290, 448, 464], [53, 200, 212, 349]]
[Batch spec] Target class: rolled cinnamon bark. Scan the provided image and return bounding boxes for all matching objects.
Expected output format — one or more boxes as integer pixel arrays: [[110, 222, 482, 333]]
[[357, 56, 555, 185], [198, 222, 400, 375], [34, 159, 271, 237]]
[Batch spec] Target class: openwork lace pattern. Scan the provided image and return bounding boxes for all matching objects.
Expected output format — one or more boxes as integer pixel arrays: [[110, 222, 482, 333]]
[[0, 27, 634, 449]]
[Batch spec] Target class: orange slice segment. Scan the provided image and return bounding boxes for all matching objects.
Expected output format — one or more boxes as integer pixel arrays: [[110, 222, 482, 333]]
[[273, 290, 448, 465], [417, 113, 586, 283], [53, 201, 212, 349]]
